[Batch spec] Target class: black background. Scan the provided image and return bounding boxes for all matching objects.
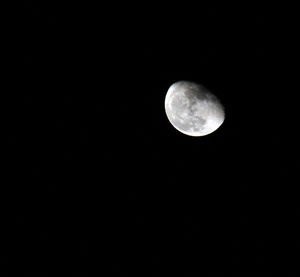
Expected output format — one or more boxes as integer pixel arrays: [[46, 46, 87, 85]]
[[4, 1, 299, 275]]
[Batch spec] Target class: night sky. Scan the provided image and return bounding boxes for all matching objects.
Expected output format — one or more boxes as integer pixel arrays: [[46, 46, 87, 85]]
[[4, 1, 298, 275]]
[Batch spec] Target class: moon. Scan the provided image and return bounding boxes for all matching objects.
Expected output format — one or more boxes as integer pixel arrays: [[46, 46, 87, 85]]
[[164, 81, 225, 136]]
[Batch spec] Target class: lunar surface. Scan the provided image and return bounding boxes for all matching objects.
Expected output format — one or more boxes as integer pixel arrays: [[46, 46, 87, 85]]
[[164, 81, 225, 136]]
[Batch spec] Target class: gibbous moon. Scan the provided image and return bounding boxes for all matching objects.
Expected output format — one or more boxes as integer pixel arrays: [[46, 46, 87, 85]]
[[164, 81, 225, 136]]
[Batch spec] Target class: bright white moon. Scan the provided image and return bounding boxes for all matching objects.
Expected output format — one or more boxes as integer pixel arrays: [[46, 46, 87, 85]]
[[164, 81, 225, 136]]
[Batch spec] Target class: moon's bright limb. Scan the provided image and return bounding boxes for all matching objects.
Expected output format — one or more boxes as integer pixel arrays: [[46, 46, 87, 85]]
[[164, 81, 225, 136]]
